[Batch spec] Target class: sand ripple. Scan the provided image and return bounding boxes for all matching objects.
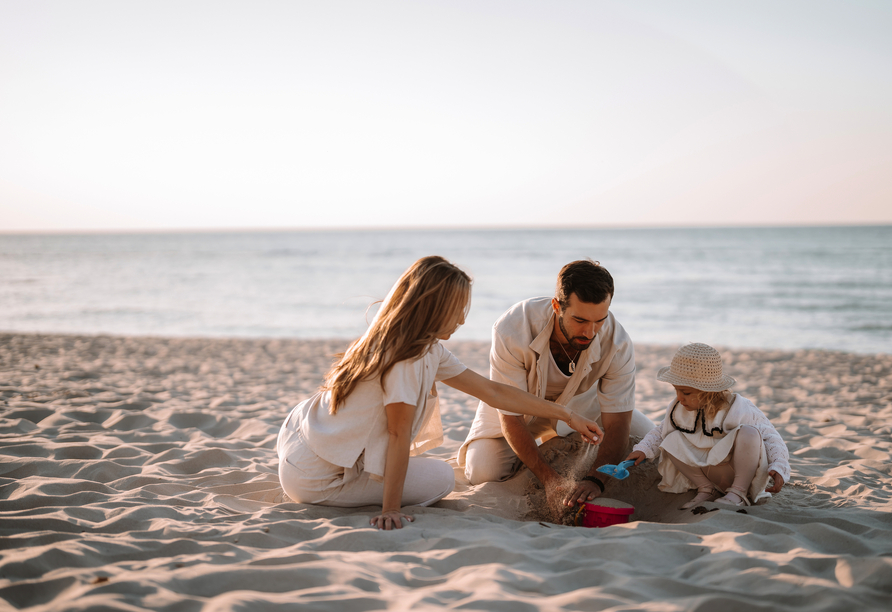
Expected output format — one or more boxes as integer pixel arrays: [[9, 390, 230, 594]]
[[1, 333, 891, 611]]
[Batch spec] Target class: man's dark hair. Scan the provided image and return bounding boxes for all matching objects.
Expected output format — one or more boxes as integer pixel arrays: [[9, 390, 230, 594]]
[[555, 259, 614, 309]]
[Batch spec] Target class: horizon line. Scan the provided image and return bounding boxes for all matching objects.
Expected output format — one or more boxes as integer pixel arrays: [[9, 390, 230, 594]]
[[2, 220, 891, 237]]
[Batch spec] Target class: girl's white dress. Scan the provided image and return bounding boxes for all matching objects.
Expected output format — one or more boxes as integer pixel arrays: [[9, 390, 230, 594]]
[[633, 394, 790, 504]]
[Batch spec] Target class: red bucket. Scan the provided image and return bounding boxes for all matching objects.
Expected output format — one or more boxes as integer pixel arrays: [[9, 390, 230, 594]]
[[578, 498, 635, 528]]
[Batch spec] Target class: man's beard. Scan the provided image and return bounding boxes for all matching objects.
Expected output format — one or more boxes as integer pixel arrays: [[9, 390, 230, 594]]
[[558, 314, 592, 352]]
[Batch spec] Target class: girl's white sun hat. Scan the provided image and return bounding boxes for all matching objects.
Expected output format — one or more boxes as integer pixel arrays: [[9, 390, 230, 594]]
[[657, 343, 736, 392]]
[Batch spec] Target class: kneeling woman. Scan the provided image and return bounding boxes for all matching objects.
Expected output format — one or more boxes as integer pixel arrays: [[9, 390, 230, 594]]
[[278, 256, 603, 530]]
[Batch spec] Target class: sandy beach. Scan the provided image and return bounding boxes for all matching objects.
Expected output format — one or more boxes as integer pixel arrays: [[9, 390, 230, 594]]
[[1, 332, 891, 611]]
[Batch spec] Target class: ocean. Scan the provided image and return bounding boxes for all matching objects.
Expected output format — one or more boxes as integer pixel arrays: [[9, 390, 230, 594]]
[[1, 226, 890, 354]]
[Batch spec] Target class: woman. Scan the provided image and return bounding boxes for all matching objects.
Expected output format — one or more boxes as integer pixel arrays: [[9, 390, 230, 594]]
[[277, 256, 603, 530]]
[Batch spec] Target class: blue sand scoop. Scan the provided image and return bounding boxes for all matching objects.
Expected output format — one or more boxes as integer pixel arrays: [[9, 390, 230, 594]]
[[596, 460, 637, 480]]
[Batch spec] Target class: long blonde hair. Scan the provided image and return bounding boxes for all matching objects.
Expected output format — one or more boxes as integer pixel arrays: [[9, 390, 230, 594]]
[[698, 390, 733, 420], [324, 255, 471, 413]]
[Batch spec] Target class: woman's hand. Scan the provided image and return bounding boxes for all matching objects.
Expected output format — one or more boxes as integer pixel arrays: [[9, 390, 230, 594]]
[[626, 450, 646, 466], [765, 470, 785, 493], [370, 509, 414, 530], [566, 413, 603, 445]]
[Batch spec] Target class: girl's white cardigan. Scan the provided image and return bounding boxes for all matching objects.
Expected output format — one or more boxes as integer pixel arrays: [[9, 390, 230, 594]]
[[633, 394, 791, 484]]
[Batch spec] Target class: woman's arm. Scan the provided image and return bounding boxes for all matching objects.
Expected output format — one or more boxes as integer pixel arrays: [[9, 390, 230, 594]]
[[370, 401, 415, 530], [442, 368, 602, 443]]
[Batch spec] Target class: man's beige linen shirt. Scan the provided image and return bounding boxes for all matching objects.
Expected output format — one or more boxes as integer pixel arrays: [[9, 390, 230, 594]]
[[457, 297, 636, 467]]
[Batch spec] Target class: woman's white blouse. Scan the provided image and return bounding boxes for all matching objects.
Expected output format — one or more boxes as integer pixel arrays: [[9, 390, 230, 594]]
[[278, 342, 466, 482]]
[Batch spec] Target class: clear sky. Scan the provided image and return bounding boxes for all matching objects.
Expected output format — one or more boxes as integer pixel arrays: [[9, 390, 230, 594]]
[[2, 0, 890, 232]]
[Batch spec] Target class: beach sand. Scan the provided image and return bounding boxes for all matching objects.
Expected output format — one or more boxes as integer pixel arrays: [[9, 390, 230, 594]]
[[1, 333, 891, 610]]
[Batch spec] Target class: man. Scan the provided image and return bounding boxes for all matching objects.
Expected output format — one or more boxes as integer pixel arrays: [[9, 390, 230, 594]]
[[457, 259, 653, 507]]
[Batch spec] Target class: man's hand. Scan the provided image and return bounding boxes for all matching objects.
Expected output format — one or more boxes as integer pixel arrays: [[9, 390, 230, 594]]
[[564, 412, 632, 507], [563, 479, 603, 507]]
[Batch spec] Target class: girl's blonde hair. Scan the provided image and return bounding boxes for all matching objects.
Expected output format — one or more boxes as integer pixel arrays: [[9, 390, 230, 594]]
[[324, 255, 471, 413], [697, 390, 733, 419]]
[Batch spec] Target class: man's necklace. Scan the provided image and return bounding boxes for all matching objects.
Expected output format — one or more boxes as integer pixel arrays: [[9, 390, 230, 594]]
[[558, 342, 580, 374]]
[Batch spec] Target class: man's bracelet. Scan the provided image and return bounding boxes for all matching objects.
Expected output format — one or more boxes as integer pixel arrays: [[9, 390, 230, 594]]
[[581, 476, 605, 493]]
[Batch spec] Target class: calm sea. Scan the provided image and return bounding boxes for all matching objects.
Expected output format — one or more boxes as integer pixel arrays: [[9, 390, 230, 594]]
[[1, 226, 890, 354]]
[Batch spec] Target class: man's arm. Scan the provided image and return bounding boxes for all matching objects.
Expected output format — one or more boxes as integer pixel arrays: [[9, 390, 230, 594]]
[[561, 323, 637, 506], [500, 413, 562, 490], [589, 411, 631, 473], [562, 411, 632, 506], [487, 325, 552, 476], [483, 307, 572, 494]]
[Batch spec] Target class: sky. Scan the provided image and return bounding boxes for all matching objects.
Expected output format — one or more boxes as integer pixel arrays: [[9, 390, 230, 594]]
[[1, 0, 890, 232]]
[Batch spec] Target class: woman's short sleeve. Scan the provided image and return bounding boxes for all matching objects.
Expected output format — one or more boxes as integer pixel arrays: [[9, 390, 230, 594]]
[[434, 343, 466, 381], [381, 344, 466, 407], [381, 358, 424, 407]]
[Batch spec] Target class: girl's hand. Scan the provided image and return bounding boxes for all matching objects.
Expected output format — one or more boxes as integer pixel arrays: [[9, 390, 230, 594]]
[[765, 470, 785, 493], [626, 450, 646, 465], [370, 509, 414, 530], [567, 414, 603, 445]]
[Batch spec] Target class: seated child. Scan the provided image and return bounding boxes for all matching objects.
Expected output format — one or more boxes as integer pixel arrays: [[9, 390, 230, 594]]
[[627, 343, 790, 508]]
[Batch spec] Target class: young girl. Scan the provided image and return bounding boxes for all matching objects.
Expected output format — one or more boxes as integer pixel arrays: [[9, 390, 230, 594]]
[[627, 343, 789, 508], [277, 256, 603, 530]]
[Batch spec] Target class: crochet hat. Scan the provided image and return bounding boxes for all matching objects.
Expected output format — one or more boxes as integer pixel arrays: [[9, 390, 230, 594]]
[[657, 343, 736, 392]]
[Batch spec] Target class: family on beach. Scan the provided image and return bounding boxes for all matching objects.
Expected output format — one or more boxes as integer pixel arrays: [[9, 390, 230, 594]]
[[277, 256, 791, 529]]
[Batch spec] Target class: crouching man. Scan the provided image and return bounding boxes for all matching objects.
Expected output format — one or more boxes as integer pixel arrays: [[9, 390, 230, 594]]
[[457, 259, 653, 507]]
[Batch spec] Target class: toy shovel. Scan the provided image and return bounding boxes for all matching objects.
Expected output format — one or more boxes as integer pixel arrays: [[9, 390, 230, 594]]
[[596, 459, 637, 480]]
